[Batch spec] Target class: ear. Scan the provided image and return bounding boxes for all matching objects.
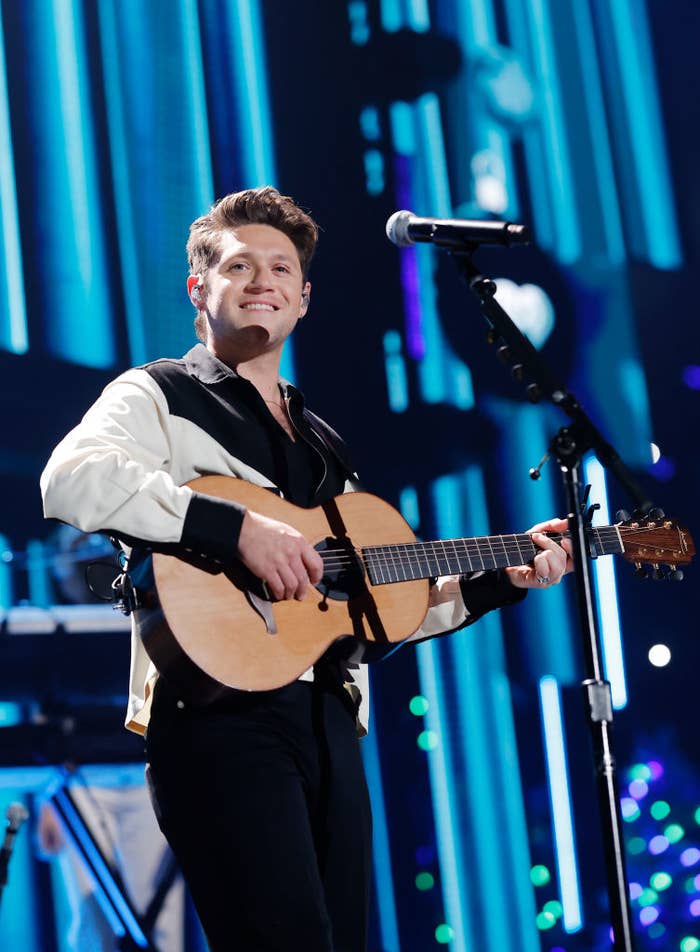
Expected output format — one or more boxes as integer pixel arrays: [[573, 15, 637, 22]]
[[187, 275, 204, 308], [299, 281, 311, 318]]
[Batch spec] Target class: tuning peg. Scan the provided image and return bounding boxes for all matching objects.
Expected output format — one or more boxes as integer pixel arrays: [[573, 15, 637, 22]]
[[669, 566, 684, 582], [526, 383, 541, 403], [616, 509, 631, 523], [649, 507, 666, 520], [486, 327, 499, 345], [497, 345, 511, 363], [651, 564, 665, 580], [511, 363, 525, 382], [634, 562, 648, 579]]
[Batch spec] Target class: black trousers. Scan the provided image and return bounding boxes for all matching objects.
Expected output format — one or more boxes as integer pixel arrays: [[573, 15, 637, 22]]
[[145, 675, 372, 952]]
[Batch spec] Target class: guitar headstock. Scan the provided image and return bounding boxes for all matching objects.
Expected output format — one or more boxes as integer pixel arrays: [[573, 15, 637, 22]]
[[618, 514, 695, 580]]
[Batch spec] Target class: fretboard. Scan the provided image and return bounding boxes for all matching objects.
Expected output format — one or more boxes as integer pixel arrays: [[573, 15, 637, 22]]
[[362, 527, 623, 586]]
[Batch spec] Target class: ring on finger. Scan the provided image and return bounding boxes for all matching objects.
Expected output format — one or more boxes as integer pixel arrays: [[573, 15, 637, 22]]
[[536, 574, 550, 585]]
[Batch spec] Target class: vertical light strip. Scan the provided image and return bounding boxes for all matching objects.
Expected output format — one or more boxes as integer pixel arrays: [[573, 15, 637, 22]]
[[539, 676, 583, 932], [457, 465, 540, 951], [526, 0, 580, 263], [228, 0, 278, 188], [502, 0, 579, 262], [0, 15, 27, 354], [383, 330, 409, 412], [0, 793, 39, 950], [0, 534, 13, 608], [416, 640, 474, 952], [569, 0, 625, 266], [415, 94, 451, 217], [380, 0, 403, 31], [96, 0, 147, 364], [583, 456, 627, 709], [46, 0, 114, 366], [180, 0, 215, 210], [451, 0, 519, 220], [361, 686, 400, 952], [413, 95, 474, 409], [406, 0, 430, 32], [606, 0, 681, 269]]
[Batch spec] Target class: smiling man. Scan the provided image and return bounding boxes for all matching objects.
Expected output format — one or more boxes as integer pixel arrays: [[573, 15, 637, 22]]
[[41, 187, 572, 951]]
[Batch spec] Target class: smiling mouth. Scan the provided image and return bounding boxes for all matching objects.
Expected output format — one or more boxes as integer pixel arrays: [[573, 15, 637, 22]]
[[240, 303, 278, 311]]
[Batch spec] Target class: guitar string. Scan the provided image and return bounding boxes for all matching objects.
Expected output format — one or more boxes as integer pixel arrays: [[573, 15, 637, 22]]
[[315, 525, 676, 572]]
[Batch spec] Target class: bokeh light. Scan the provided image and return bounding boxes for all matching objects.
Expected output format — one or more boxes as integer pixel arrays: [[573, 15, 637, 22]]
[[415, 872, 435, 891], [648, 835, 670, 855], [648, 644, 671, 667], [409, 695, 430, 717], [651, 800, 671, 821], [435, 924, 454, 944], [417, 730, 438, 751], [530, 864, 551, 887]]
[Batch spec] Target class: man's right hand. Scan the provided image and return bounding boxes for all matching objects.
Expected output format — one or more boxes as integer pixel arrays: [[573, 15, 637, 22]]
[[236, 510, 324, 601]]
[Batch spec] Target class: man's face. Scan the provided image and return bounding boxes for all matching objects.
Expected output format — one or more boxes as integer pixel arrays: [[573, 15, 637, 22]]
[[192, 224, 310, 362]]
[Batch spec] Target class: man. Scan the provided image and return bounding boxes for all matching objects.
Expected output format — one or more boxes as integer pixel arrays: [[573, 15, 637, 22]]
[[41, 187, 571, 951]]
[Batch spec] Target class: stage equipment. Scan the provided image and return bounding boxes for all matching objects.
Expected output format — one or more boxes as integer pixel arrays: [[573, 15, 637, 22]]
[[386, 214, 689, 951]]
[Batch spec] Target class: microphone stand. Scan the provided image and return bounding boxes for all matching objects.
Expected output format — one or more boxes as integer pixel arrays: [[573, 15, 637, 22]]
[[449, 246, 653, 951]]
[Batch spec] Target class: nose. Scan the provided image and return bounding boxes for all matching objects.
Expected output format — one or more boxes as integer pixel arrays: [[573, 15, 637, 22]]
[[245, 265, 276, 290]]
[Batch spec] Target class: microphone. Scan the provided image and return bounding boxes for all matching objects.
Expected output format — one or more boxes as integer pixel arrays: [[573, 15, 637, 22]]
[[386, 209, 530, 249], [0, 802, 29, 887]]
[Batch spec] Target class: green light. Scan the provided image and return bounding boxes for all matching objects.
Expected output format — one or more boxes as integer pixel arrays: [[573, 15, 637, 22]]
[[623, 803, 641, 822], [435, 923, 454, 944], [648, 923, 665, 939], [409, 695, 430, 716], [686, 877, 698, 894], [530, 865, 551, 887], [665, 823, 685, 844], [629, 763, 652, 781], [680, 938, 700, 952], [694, 806, 700, 826], [536, 911, 556, 930], [650, 872, 672, 891], [651, 800, 671, 821], [543, 900, 563, 919], [628, 837, 647, 855], [638, 887, 658, 907], [417, 730, 439, 751], [415, 871, 434, 891]]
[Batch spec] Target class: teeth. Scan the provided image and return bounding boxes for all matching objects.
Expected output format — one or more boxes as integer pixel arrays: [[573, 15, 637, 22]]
[[242, 303, 275, 311]]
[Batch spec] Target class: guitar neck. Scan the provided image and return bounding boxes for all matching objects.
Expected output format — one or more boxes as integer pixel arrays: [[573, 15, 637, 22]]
[[362, 526, 623, 585]]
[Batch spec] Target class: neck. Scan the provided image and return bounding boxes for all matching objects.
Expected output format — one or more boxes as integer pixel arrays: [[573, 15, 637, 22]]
[[207, 342, 283, 401]]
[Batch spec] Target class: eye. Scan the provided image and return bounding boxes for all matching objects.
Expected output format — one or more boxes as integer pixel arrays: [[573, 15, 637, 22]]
[[273, 264, 291, 273], [228, 261, 247, 271]]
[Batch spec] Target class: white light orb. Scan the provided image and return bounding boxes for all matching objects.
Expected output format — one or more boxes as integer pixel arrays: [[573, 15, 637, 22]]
[[648, 644, 671, 667]]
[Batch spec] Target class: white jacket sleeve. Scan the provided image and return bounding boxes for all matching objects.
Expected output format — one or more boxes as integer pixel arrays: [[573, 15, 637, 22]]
[[41, 369, 195, 544]]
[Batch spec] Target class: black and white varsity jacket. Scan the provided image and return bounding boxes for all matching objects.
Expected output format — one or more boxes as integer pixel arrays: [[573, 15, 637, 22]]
[[41, 344, 524, 735]]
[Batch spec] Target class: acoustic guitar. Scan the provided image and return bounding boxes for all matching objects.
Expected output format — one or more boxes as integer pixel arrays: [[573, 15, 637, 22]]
[[139, 476, 694, 699]]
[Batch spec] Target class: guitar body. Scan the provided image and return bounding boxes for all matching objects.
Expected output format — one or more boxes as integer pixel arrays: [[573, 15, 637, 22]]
[[145, 477, 430, 697]]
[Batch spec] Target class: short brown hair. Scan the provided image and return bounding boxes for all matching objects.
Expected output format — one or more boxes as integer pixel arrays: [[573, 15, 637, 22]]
[[187, 186, 318, 280]]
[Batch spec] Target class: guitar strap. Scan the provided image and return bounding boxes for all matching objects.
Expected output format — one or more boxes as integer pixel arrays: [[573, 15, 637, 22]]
[[302, 407, 364, 492]]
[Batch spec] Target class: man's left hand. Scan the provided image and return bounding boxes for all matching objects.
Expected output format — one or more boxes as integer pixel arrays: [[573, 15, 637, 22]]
[[506, 517, 574, 590]]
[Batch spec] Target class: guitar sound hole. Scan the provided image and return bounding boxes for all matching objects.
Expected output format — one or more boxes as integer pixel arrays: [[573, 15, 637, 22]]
[[315, 537, 366, 602]]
